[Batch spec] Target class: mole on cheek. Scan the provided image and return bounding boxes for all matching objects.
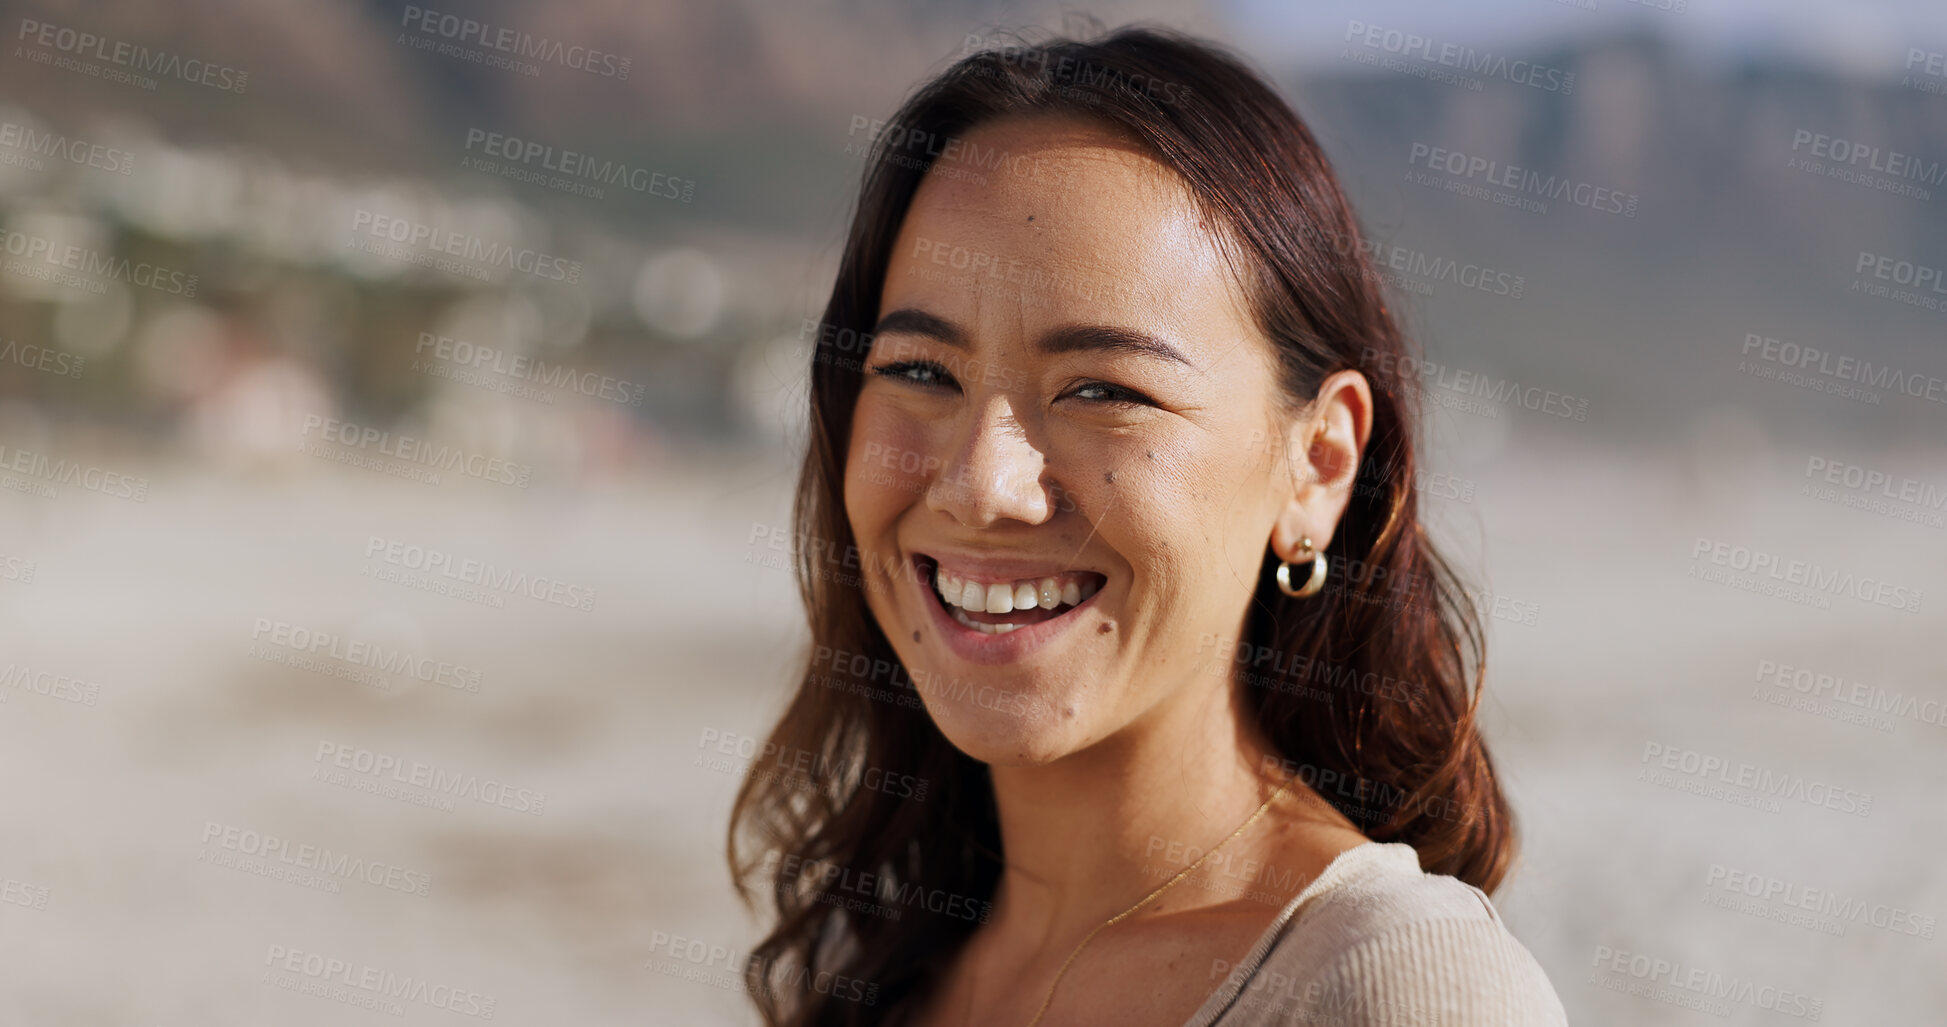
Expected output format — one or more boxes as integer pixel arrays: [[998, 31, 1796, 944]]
[[1104, 470, 1116, 484], [912, 630, 921, 643], [1098, 622, 1113, 634]]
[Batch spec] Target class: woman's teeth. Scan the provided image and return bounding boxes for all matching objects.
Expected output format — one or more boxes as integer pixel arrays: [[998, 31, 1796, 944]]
[[953, 608, 1017, 634], [933, 566, 1099, 634]]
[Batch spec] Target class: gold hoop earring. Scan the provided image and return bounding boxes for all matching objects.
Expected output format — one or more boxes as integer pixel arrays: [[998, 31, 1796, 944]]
[[1276, 536, 1327, 599]]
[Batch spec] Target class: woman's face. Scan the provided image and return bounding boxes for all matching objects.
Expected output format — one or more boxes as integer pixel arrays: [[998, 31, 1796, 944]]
[[844, 115, 1337, 765]]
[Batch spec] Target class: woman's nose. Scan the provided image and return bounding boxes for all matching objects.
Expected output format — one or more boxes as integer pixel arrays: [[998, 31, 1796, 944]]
[[926, 396, 1053, 528]]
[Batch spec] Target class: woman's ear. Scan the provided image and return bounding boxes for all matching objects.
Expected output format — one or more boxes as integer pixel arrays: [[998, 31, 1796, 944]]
[[1271, 369, 1374, 560]]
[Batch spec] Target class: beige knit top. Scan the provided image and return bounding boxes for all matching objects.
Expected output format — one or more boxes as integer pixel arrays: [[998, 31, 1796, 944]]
[[1184, 842, 1567, 1026]]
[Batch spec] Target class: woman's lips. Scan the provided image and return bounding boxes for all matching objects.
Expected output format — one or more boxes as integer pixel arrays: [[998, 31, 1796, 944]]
[[911, 554, 1104, 663]]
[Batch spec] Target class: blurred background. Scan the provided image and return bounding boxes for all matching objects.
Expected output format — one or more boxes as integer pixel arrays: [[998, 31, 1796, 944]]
[[0, 0, 1941, 1022]]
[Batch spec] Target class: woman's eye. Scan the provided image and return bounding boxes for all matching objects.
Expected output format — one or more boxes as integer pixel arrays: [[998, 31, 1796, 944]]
[[870, 360, 959, 391], [1064, 380, 1157, 407]]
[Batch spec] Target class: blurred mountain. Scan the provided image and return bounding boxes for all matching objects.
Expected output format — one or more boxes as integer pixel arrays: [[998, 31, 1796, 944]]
[[1286, 28, 1946, 448], [0, 1, 1939, 447]]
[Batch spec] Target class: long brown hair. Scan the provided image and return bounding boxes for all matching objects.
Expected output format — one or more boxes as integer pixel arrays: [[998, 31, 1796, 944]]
[[728, 26, 1512, 1025]]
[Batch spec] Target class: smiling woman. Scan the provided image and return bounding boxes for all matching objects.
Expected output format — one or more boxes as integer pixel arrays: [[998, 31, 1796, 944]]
[[729, 26, 1566, 1027]]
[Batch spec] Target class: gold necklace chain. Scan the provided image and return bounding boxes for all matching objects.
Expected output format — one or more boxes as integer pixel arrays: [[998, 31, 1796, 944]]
[[1017, 771, 1299, 1027]]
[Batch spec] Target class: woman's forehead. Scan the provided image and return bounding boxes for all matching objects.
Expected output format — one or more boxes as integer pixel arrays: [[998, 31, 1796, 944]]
[[886, 116, 1248, 334], [911, 114, 1198, 237]]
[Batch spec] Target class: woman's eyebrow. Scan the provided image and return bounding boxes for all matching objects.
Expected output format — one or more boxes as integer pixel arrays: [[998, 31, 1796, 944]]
[[873, 307, 966, 347], [1039, 323, 1193, 368], [873, 307, 1193, 368]]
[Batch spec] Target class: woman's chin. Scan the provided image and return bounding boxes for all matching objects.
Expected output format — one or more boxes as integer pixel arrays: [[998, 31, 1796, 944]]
[[918, 686, 1091, 767]]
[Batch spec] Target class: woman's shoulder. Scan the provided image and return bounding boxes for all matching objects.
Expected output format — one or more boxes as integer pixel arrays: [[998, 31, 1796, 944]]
[[1199, 842, 1568, 1026]]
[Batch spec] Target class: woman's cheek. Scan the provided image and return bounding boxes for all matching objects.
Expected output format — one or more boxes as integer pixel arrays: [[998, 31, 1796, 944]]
[[1064, 428, 1188, 505], [847, 400, 941, 519], [1072, 432, 1200, 562]]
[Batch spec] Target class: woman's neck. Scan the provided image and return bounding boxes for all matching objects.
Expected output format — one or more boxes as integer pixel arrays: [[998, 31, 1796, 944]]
[[980, 678, 1307, 951]]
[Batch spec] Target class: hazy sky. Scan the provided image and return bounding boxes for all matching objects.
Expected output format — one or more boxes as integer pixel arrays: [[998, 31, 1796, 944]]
[[1225, 0, 1947, 79]]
